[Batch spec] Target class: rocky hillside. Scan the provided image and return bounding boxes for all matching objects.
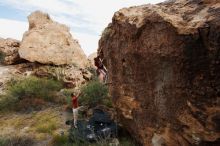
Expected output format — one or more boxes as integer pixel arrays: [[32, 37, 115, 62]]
[[19, 11, 88, 67], [0, 11, 92, 95], [98, 0, 220, 145]]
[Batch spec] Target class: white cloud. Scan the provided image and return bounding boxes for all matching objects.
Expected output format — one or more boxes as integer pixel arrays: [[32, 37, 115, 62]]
[[73, 32, 100, 56], [0, 0, 165, 55], [0, 18, 28, 40], [0, 0, 80, 16], [73, 0, 164, 33]]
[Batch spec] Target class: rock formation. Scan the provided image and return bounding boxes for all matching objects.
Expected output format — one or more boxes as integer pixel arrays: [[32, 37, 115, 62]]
[[98, 0, 220, 145], [33, 65, 92, 89], [0, 38, 22, 65], [19, 11, 88, 67], [88, 52, 97, 68]]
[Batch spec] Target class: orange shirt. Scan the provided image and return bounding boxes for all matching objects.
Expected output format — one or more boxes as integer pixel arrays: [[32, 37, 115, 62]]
[[72, 96, 78, 109]]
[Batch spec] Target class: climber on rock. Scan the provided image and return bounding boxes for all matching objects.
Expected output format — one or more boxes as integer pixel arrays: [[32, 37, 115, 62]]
[[97, 67, 107, 83], [94, 56, 107, 83]]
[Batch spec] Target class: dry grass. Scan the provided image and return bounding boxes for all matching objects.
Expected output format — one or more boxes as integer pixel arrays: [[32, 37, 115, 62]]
[[0, 107, 68, 144], [35, 120, 57, 134], [0, 136, 35, 146], [50, 134, 69, 146]]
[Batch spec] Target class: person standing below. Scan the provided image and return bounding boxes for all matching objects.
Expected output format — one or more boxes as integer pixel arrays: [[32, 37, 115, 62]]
[[71, 93, 79, 128]]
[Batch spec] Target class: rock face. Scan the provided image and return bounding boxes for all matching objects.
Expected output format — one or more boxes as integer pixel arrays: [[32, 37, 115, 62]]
[[0, 38, 22, 65], [88, 52, 97, 68], [98, 0, 220, 145], [33, 65, 92, 89], [19, 11, 87, 67]]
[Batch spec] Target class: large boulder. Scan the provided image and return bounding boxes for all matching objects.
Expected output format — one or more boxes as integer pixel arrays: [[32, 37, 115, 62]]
[[98, 0, 220, 146], [0, 38, 22, 65], [19, 11, 88, 67]]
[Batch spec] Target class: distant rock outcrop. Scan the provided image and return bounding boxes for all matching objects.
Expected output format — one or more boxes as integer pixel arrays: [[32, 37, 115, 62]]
[[98, 0, 220, 146], [88, 52, 97, 68], [19, 11, 88, 67], [0, 38, 22, 65]]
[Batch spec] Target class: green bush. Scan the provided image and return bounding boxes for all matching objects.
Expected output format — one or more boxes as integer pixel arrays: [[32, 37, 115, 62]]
[[0, 51, 5, 64], [0, 95, 17, 111], [102, 97, 113, 108], [119, 137, 136, 146], [79, 80, 108, 107], [0, 137, 8, 146], [0, 76, 63, 111], [8, 76, 62, 101], [0, 136, 34, 146], [51, 134, 70, 146], [61, 89, 74, 106]]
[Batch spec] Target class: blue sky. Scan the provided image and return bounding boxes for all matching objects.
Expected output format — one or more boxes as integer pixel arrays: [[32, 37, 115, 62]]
[[0, 0, 164, 56]]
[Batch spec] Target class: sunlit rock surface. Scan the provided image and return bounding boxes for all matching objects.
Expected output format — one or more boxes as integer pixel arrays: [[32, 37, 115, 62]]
[[19, 11, 88, 67], [98, 0, 220, 145], [0, 38, 22, 65]]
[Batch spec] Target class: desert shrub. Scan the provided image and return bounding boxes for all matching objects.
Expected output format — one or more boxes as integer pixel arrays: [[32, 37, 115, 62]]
[[44, 66, 66, 81], [0, 95, 17, 111], [0, 136, 34, 146], [61, 89, 74, 97], [16, 98, 46, 112], [59, 88, 76, 110], [102, 97, 113, 108], [0, 51, 5, 64], [0, 137, 8, 146], [79, 80, 108, 107], [7, 76, 62, 101], [51, 134, 69, 146], [119, 138, 136, 146], [0, 76, 63, 111]]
